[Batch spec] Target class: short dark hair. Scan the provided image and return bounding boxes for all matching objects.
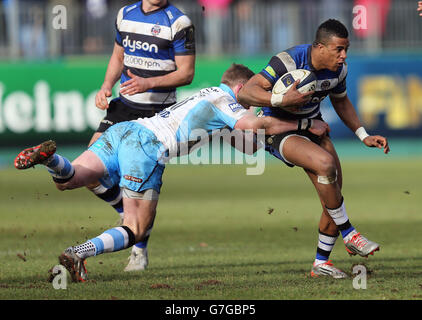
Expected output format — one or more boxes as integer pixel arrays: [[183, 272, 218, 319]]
[[314, 19, 349, 46], [221, 63, 255, 87]]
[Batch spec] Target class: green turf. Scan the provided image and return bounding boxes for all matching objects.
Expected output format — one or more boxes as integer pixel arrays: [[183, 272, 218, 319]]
[[0, 158, 421, 300]]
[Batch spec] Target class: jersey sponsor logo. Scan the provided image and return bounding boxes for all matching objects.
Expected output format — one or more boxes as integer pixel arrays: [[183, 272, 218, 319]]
[[310, 94, 327, 104], [123, 175, 143, 183], [228, 103, 243, 112], [124, 55, 161, 69], [122, 35, 158, 53], [151, 24, 161, 36], [101, 119, 114, 125], [265, 66, 276, 78], [159, 110, 170, 118]]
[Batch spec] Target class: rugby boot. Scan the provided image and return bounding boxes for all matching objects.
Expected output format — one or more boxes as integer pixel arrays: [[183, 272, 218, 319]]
[[124, 247, 148, 272], [311, 260, 348, 279], [14, 140, 56, 169], [58, 247, 88, 282], [345, 231, 380, 257]]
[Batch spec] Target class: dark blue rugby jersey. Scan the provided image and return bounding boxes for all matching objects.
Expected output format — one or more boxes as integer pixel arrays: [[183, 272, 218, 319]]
[[115, 1, 195, 110], [259, 44, 347, 120]]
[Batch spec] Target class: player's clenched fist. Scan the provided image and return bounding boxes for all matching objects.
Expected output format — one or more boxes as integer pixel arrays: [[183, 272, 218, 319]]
[[95, 88, 112, 110]]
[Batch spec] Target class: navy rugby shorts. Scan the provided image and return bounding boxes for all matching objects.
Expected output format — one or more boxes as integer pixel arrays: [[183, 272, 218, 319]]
[[265, 114, 329, 167], [96, 98, 166, 133]]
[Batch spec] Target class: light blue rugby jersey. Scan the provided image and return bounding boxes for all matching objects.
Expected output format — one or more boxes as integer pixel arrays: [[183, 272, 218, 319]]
[[115, 1, 195, 110], [134, 84, 248, 160], [260, 44, 347, 120]]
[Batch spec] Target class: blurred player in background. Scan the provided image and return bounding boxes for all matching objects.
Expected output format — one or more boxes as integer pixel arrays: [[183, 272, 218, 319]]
[[418, 1, 422, 15], [238, 19, 390, 279], [14, 64, 330, 282], [89, 0, 196, 272]]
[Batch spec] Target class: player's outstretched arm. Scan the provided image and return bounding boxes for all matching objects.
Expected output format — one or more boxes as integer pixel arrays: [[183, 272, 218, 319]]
[[234, 113, 329, 136], [330, 94, 390, 154], [262, 118, 329, 136], [418, 1, 422, 16]]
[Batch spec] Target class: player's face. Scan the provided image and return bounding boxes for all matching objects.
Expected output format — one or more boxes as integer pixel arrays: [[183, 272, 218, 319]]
[[144, 0, 168, 7], [321, 36, 349, 71]]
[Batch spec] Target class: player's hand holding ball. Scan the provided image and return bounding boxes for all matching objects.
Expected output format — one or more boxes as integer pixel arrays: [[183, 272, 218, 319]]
[[271, 69, 316, 111]]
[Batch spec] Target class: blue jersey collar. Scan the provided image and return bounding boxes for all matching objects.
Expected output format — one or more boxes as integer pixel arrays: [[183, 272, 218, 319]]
[[219, 83, 236, 100]]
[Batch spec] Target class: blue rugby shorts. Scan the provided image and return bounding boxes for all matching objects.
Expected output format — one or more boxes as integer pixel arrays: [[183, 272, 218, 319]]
[[89, 121, 165, 193]]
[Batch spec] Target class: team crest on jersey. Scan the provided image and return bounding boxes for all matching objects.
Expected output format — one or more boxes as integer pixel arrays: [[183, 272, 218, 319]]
[[151, 24, 161, 36], [321, 80, 331, 90]]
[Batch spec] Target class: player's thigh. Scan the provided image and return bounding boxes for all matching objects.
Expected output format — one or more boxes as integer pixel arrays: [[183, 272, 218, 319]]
[[319, 136, 343, 188], [65, 150, 105, 188], [88, 132, 103, 148], [282, 135, 335, 174]]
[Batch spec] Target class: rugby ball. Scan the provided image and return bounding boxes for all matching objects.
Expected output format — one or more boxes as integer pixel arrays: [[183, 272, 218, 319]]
[[272, 69, 317, 96]]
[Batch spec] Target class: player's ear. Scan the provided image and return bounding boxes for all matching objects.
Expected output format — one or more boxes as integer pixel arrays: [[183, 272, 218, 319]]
[[234, 83, 244, 98]]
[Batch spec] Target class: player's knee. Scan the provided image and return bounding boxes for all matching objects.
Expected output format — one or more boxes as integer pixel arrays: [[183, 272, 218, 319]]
[[54, 182, 68, 191], [86, 181, 101, 190], [316, 154, 337, 184]]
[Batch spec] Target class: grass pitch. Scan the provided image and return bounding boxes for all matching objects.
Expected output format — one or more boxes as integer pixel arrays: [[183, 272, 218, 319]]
[[0, 154, 421, 300]]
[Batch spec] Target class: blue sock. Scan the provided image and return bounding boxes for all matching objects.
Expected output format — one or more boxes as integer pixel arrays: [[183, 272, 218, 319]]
[[45, 154, 75, 183], [134, 220, 154, 249], [135, 239, 149, 249], [315, 230, 338, 264], [74, 226, 136, 259], [340, 224, 355, 239], [326, 198, 356, 240]]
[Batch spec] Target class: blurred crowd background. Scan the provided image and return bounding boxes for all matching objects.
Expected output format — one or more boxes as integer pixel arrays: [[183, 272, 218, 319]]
[[0, 0, 420, 59], [0, 0, 421, 150]]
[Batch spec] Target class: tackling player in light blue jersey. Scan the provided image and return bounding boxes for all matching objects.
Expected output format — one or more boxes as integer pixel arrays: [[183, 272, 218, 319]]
[[89, 0, 196, 272], [238, 19, 390, 279], [14, 64, 329, 282]]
